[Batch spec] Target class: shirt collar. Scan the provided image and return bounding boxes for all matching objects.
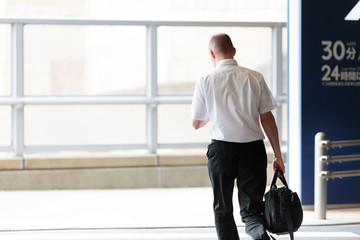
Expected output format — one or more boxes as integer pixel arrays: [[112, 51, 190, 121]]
[[216, 58, 238, 68]]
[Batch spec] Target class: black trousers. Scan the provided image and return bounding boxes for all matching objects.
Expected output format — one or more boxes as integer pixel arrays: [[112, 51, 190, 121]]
[[207, 140, 269, 240]]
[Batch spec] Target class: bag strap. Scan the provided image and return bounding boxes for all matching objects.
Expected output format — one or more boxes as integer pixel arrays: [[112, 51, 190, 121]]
[[273, 170, 295, 240], [271, 169, 289, 189], [281, 172, 294, 240], [286, 205, 295, 240], [269, 234, 276, 240]]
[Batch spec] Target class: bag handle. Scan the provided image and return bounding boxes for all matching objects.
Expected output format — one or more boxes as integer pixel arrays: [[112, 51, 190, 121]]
[[270, 169, 289, 189]]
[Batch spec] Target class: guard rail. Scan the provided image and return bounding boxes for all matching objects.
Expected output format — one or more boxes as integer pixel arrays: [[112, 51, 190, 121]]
[[314, 132, 360, 219]]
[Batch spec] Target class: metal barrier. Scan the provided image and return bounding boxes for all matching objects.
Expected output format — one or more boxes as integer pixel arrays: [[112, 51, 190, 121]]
[[0, 18, 286, 156], [314, 132, 360, 219]]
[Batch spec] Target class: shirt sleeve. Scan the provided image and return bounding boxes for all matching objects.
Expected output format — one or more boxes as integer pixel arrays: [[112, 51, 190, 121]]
[[191, 79, 207, 120], [258, 77, 279, 114]]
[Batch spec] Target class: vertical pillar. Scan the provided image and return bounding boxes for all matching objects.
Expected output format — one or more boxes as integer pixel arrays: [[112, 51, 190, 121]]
[[11, 23, 24, 157], [146, 25, 158, 153], [314, 132, 328, 219], [287, 0, 302, 196], [271, 24, 283, 142]]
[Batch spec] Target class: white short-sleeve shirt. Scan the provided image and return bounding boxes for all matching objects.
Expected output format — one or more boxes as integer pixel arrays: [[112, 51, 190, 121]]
[[191, 59, 278, 143]]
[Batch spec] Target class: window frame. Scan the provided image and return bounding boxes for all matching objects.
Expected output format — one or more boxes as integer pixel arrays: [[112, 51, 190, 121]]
[[0, 19, 286, 156]]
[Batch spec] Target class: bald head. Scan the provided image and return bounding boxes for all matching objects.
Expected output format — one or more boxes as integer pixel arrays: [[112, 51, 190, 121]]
[[208, 33, 235, 57]]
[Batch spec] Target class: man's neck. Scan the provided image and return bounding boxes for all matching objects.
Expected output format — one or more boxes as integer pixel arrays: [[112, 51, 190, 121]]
[[215, 57, 233, 66]]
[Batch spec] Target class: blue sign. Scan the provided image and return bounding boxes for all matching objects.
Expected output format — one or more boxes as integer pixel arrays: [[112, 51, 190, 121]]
[[301, 0, 360, 205]]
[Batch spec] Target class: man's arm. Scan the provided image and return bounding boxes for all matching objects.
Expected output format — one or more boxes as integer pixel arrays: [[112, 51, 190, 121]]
[[260, 111, 285, 173], [192, 114, 210, 130]]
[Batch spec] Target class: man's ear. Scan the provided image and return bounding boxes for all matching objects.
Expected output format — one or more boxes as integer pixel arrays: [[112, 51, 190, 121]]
[[233, 48, 236, 57], [210, 49, 216, 59]]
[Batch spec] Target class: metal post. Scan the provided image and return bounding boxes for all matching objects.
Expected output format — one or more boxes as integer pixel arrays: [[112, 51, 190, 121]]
[[146, 25, 158, 153], [11, 23, 25, 157], [314, 132, 328, 219], [271, 24, 283, 140]]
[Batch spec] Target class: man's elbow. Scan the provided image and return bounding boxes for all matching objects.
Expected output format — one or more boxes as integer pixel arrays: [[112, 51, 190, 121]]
[[260, 111, 274, 123], [192, 120, 201, 130]]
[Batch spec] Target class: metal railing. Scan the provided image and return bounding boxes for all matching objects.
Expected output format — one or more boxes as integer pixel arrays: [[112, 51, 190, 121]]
[[314, 132, 360, 219], [0, 18, 286, 156]]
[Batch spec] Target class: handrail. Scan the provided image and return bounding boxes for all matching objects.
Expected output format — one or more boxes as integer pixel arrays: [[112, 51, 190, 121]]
[[0, 96, 193, 105], [328, 140, 360, 149], [314, 132, 360, 220], [321, 155, 360, 164], [0, 18, 286, 27]]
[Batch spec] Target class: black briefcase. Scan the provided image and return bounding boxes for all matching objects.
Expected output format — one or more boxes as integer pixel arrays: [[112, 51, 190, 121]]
[[264, 170, 303, 240]]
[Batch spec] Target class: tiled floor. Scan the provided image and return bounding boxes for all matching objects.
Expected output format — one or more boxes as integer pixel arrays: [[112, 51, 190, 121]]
[[0, 188, 358, 231]]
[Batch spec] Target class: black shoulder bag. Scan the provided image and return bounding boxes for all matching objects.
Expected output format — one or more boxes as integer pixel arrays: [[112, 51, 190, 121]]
[[264, 170, 303, 240]]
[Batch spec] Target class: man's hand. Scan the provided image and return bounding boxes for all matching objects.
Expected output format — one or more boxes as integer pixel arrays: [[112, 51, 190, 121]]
[[273, 156, 285, 174]]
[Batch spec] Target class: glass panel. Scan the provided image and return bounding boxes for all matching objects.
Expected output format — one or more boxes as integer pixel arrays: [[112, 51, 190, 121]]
[[24, 105, 146, 145], [0, 106, 11, 146], [282, 27, 288, 95], [0, 24, 11, 96], [24, 25, 146, 96], [158, 104, 211, 144], [158, 26, 272, 95], [281, 103, 287, 142], [0, 1, 287, 22]]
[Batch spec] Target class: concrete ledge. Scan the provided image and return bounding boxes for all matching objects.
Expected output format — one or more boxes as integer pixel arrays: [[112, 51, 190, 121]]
[[159, 154, 207, 166], [22, 149, 284, 170], [0, 166, 211, 190], [26, 155, 157, 169], [159, 166, 211, 188], [0, 158, 23, 170], [159, 152, 282, 166], [0, 151, 286, 190]]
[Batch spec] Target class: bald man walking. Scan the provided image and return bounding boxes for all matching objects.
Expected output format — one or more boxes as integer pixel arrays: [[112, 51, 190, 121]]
[[191, 34, 285, 240]]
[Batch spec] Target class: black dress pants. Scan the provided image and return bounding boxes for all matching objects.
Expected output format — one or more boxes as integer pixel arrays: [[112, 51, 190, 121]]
[[207, 140, 269, 240]]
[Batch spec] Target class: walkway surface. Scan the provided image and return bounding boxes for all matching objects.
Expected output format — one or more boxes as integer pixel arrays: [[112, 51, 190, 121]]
[[0, 226, 360, 240], [0, 187, 359, 231]]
